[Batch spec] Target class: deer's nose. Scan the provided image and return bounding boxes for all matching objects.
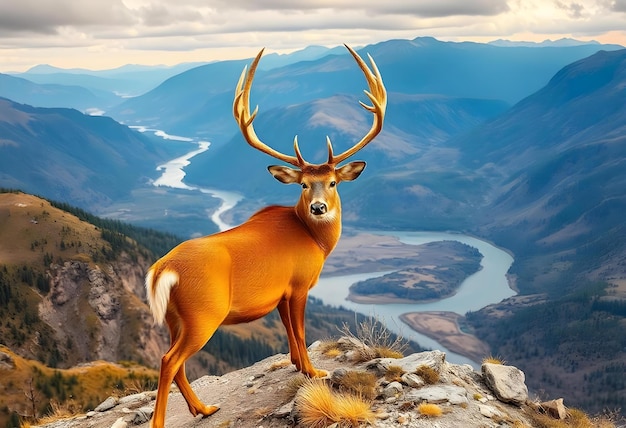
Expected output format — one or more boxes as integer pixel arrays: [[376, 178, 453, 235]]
[[310, 202, 327, 215]]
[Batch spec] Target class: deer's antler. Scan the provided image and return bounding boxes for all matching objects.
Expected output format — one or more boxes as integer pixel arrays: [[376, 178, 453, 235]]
[[233, 45, 386, 167], [328, 44, 387, 165], [233, 49, 304, 167]]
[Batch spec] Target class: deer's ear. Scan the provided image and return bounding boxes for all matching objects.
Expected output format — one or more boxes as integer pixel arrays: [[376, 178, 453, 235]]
[[336, 161, 366, 182], [268, 165, 302, 184]]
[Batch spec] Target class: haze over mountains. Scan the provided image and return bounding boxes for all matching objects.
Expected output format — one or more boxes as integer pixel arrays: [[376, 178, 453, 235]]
[[0, 36, 625, 416]]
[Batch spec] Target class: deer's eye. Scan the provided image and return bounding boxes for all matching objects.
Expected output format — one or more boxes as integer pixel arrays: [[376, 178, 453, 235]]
[[330, 181, 336, 188], [301, 183, 308, 189]]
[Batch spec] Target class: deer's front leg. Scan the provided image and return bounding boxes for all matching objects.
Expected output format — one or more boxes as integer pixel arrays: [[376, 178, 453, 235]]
[[287, 294, 327, 378], [277, 300, 302, 370]]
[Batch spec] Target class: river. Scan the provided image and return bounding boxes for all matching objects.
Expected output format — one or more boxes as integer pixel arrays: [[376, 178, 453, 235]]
[[310, 231, 515, 366], [143, 130, 515, 367]]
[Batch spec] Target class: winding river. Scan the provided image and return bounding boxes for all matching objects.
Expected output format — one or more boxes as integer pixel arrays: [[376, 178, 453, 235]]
[[141, 131, 515, 367]]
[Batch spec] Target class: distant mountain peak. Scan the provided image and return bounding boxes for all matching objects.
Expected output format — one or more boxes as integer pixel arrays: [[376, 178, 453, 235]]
[[488, 38, 606, 48]]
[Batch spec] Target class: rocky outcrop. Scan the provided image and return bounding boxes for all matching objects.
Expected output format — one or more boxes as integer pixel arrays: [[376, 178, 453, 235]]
[[39, 257, 166, 368], [33, 338, 577, 428]]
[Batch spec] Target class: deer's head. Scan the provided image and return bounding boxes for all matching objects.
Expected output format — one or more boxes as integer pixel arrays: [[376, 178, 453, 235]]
[[233, 45, 387, 223]]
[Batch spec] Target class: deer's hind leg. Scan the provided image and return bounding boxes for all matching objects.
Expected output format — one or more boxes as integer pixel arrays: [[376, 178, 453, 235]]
[[167, 314, 220, 418], [152, 286, 230, 427]]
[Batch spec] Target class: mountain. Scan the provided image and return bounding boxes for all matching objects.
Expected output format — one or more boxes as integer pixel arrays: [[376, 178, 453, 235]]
[[457, 48, 626, 278], [0, 73, 120, 111], [182, 92, 508, 226], [108, 37, 624, 142], [14, 62, 211, 99], [440, 48, 626, 414], [488, 37, 611, 47], [0, 98, 179, 209]]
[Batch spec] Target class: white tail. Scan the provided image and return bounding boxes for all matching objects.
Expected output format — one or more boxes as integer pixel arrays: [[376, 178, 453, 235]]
[[145, 269, 178, 326]]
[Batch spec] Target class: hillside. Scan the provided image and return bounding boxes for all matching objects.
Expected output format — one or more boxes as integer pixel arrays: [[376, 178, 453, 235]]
[[0, 99, 183, 210], [449, 49, 626, 414], [0, 74, 119, 111]]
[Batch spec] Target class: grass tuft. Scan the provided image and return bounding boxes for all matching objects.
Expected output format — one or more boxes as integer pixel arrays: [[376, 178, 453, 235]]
[[268, 359, 292, 372], [295, 379, 375, 428], [384, 365, 406, 382], [333, 370, 378, 401], [482, 355, 506, 365], [417, 402, 443, 417], [414, 365, 439, 384]]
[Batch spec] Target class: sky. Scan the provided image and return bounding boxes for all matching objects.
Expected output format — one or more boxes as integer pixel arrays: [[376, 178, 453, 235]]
[[1, 0, 625, 72]]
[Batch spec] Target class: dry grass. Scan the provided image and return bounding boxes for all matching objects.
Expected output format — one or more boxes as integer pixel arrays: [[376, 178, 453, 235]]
[[483, 355, 506, 365], [374, 347, 404, 359], [281, 374, 307, 401], [317, 340, 344, 358], [333, 370, 378, 401], [417, 403, 443, 417], [268, 359, 292, 372], [384, 365, 406, 382], [414, 365, 439, 384], [32, 399, 83, 426], [295, 379, 375, 428], [526, 407, 617, 428], [340, 315, 408, 357]]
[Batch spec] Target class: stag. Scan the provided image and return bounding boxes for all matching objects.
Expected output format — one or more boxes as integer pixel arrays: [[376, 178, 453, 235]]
[[145, 44, 386, 427]]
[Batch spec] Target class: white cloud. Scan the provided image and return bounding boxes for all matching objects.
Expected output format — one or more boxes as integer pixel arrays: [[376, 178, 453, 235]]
[[0, 0, 624, 71]]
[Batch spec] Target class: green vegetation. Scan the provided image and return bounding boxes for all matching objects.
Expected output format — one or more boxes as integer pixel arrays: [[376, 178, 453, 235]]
[[466, 282, 626, 414], [47, 199, 181, 257]]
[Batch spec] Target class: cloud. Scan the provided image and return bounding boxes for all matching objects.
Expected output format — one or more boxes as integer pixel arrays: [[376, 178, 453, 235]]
[[208, 0, 509, 17], [0, 0, 624, 71], [0, 0, 134, 35]]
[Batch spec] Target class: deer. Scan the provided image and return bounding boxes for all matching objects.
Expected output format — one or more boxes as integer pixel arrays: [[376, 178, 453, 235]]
[[144, 44, 386, 428]]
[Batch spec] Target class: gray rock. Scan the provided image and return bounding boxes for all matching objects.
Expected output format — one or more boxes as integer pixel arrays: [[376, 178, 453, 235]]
[[482, 363, 528, 405], [132, 406, 154, 424], [382, 381, 403, 398], [401, 372, 425, 388], [94, 396, 119, 412], [405, 385, 469, 405], [368, 350, 446, 375]]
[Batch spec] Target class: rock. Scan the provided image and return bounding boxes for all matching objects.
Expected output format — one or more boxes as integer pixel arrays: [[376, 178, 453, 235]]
[[382, 381, 403, 398], [482, 363, 528, 405], [94, 396, 119, 412], [273, 400, 294, 418], [540, 398, 567, 419], [478, 403, 504, 419], [368, 350, 446, 375], [110, 417, 127, 428], [401, 373, 425, 388], [132, 406, 154, 424], [405, 384, 469, 405], [0, 350, 15, 369]]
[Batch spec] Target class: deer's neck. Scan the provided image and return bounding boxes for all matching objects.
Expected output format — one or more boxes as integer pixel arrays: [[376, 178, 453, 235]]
[[295, 203, 342, 257]]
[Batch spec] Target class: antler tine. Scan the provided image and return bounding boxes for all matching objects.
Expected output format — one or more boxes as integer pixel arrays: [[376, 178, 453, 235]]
[[330, 44, 387, 165], [233, 48, 302, 167]]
